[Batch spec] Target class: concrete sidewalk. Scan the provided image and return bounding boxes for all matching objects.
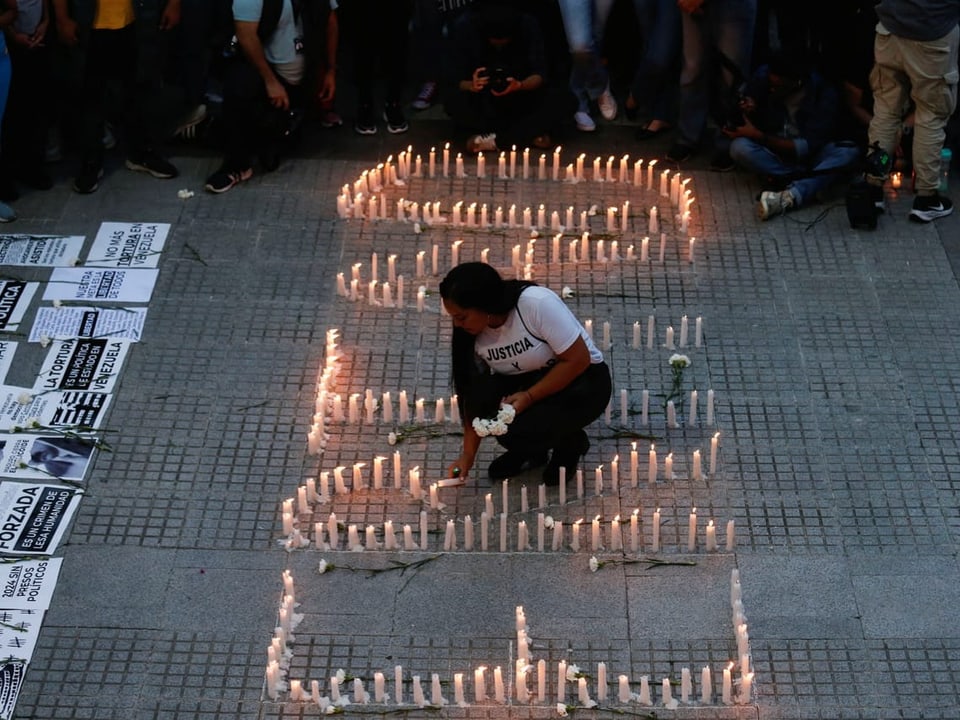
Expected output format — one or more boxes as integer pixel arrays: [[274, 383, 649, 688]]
[[6, 118, 960, 720]]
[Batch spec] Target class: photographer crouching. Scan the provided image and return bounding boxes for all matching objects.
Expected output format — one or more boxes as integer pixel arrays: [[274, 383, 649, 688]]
[[443, 3, 570, 154], [722, 51, 861, 221]]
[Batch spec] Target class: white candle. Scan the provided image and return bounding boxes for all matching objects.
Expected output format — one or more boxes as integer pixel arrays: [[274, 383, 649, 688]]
[[443, 517, 455, 548], [412, 676, 425, 707], [499, 151, 507, 178], [662, 677, 672, 705], [652, 508, 660, 552], [707, 389, 715, 425], [695, 316, 703, 347], [666, 326, 675, 348], [537, 659, 546, 702], [594, 465, 603, 495], [516, 660, 528, 702], [701, 666, 712, 704], [431, 244, 439, 275], [710, 432, 720, 474], [726, 519, 736, 551], [706, 519, 717, 551], [558, 661, 568, 703], [464, 514, 474, 550], [607, 206, 616, 232], [681, 668, 691, 703], [552, 146, 561, 181], [456, 153, 464, 178], [659, 231, 667, 261], [420, 509, 429, 550], [477, 151, 485, 178], [692, 448, 702, 480], [538, 153, 546, 180], [639, 676, 651, 705], [597, 662, 607, 701], [592, 515, 601, 551], [552, 519, 563, 550], [665, 452, 673, 479], [475, 667, 487, 701], [500, 512, 507, 552], [431, 673, 445, 705], [610, 515, 622, 551], [689, 236, 696, 264], [689, 390, 698, 427], [648, 444, 657, 484], [395, 665, 404, 704], [578, 677, 591, 705], [606, 155, 614, 182], [454, 673, 465, 706], [722, 665, 732, 704], [688, 507, 697, 552], [523, 147, 529, 178], [739, 672, 753, 704], [494, 666, 505, 702], [571, 518, 581, 552], [523, 207, 532, 228], [480, 511, 489, 551]]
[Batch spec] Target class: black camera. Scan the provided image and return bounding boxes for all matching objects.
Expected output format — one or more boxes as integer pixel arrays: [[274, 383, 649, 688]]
[[488, 67, 510, 93]]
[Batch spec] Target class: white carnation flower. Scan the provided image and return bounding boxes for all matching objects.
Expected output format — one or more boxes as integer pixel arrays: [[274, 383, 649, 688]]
[[318, 559, 329, 574], [565, 665, 580, 682], [39, 334, 51, 348], [589, 556, 600, 572], [669, 353, 691, 368], [529, 229, 539, 238], [53, 299, 63, 308], [387, 432, 397, 445], [561, 286, 575, 299], [544, 516, 555, 528], [556, 703, 568, 716], [16, 392, 33, 405], [413, 222, 422, 234]]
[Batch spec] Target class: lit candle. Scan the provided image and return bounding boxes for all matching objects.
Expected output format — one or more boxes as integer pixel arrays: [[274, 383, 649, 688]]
[[619, 675, 630, 703], [630, 442, 639, 486], [610, 515, 621, 551], [538, 203, 546, 228], [607, 206, 616, 232], [692, 448, 702, 480], [633, 158, 643, 185], [464, 514, 473, 550], [710, 432, 720, 475], [739, 672, 753, 704], [662, 677, 672, 705], [606, 155, 614, 182], [523, 147, 530, 178], [571, 518, 582, 552], [621, 200, 630, 232], [594, 465, 603, 495], [688, 507, 697, 552], [892, 171, 902, 188], [722, 664, 732, 704], [619, 153, 629, 182], [664, 452, 673, 479], [648, 444, 657, 484], [523, 206, 532, 228], [649, 205, 659, 234], [576, 153, 585, 180], [610, 455, 619, 491], [647, 158, 657, 189], [552, 146, 561, 180], [499, 151, 507, 178], [689, 389, 698, 427], [652, 508, 660, 552], [538, 153, 546, 180], [593, 155, 601, 181], [475, 666, 487, 701], [706, 520, 717, 551], [689, 236, 696, 264], [477, 151, 486, 178], [660, 168, 670, 196], [592, 515, 601, 551], [454, 673, 465, 706], [456, 153, 464, 178]]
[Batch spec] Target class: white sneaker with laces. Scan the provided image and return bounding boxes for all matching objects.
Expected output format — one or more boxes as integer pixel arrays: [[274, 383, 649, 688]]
[[574, 111, 596, 132], [758, 190, 796, 220], [412, 81, 438, 110], [598, 86, 617, 121]]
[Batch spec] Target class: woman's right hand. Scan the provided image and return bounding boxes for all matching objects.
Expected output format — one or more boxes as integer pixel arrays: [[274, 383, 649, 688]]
[[447, 454, 474, 480]]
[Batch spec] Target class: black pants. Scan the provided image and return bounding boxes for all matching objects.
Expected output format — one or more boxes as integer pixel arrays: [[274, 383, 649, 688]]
[[342, 0, 412, 106], [2, 42, 51, 172], [443, 85, 571, 148], [219, 58, 303, 171], [486, 362, 611, 455]]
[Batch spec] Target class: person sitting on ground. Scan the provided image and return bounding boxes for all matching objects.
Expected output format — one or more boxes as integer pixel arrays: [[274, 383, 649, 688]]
[[440, 262, 611, 486], [723, 51, 861, 220], [443, 3, 565, 153]]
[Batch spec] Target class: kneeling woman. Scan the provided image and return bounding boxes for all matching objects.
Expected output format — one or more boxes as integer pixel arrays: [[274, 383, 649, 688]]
[[440, 262, 612, 483]]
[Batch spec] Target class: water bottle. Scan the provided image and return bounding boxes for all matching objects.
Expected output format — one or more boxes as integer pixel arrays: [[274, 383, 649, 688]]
[[940, 148, 952, 193]]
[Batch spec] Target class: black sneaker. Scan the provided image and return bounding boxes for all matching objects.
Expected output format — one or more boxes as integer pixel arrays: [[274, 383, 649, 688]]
[[488, 450, 549, 480], [354, 104, 377, 135], [910, 193, 953, 223], [666, 142, 694, 163], [542, 431, 590, 485], [73, 161, 103, 194], [126, 150, 179, 179], [383, 101, 409, 134], [204, 166, 253, 193], [709, 150, 736, 172]]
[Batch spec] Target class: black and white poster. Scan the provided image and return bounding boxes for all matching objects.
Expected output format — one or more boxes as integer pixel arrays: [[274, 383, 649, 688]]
[[33, 338, 130, 393], [0, 341, 16, 383], [0, 435, 97, 482], [0, 234, 84, 267], [85, 222, 169, 268], [0, 482, 82, 553], [0, 658, 31, 718], [0, 282, 39, 332], [0, 386, 112, 431], [42, 268, 159, 303], [29, 306, 148, 343], [0, 558, 63, 610]]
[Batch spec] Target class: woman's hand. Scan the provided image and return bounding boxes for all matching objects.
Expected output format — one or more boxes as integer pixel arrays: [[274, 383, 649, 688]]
[[503, 390, 535, 414], [447, 454, 474, 480]]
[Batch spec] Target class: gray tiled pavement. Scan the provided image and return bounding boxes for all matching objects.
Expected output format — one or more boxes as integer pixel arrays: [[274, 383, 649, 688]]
[[6, 118, 960, 720]]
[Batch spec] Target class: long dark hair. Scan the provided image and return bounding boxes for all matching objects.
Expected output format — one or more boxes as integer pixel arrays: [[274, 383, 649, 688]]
[[439, 262, 535, 419]]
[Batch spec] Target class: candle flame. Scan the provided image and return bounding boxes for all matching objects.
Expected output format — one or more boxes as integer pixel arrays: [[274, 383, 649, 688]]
[[727, 661, 735, 671], [613, 515, 620, 522], [632, 508, 639, 517], [594, 514, 601, 522], [692, 506, 697, 514], [613, 454, 619, 462]]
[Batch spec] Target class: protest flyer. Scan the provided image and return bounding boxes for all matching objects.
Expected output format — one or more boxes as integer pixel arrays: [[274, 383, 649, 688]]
[[0, 482, 82, 552], [29, 306, 148, 343], [0, 657, 31, 718], [0, 386, 112, 431], [0, 434, 97, 482], [0, 341, 16, 383], [0, 282, 39, 332], [33, 338, 130, 393], [85, 221, 170, 268], [42, 268, 159, 303], [0, 558, 62, 610], [0, 234, 84, 267]]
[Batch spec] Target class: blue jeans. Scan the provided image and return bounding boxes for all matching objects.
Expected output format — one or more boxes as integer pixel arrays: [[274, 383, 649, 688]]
[[729, 137, 861, 206], [557, 0, 616, 111], [677, 0, 756, 148], [630, 0, 681, 123]]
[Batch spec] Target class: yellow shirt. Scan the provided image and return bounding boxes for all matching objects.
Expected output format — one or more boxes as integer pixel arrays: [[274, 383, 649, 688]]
[[93, 0, 135, 29]]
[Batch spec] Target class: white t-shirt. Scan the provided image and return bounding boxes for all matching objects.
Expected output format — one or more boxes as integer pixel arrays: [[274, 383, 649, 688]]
[[473, 286, 603, 375]]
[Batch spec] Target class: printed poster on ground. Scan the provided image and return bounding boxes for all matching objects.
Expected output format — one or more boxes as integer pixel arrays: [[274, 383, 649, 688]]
[[0, 341, 16, 383], [85, 221, 170, 268], [0, 234, 85, 267], [0, 434, 97, 483], [42, 268, 159, 304], [33, 338, 130, 393], [0, 386, 112, 431], [0, 282, 39, 333], [0, 558, 63, 610], [0, 482, 82, 553], [29, 306, 148, 343], [0, 613, 47, 717]]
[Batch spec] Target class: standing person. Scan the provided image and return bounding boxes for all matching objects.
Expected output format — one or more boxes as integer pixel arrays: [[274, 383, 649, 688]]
[[625, 0, 681, 141], [665, 0, 757, 167], [866, 0, 959, 223], [440, 263, 611, 485], [557, 0, 617, 132], [0, 0, 17, 221], [53, 0, 182, 194], [340, 0, 412, 135]]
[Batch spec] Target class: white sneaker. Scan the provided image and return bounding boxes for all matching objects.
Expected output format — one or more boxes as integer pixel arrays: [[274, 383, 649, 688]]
[[466, 133, 498, 153], [758, 190, 796, 220], [174, 104, 208, 139], [574, 111, 596, 132], [598, 86, 617, 121]]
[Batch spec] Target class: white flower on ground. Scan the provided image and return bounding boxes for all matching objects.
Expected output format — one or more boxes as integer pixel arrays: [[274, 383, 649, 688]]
[[335, 669, 346, 684], [544, 516, 555, 528], [387, 432, 397, 445], [16, 392, 32, 405], [589, 556, 600, 572], [177, 189, 195, 199], [529, 229, 539, 238], [561, 286, 575, 299], [39, 334, 51, 348], [318, 559, 329, 574], [413, 222, 422, 234], [565, 664, 580, 682], [25, 418, 40, 429], [53, 299, 63, 308], [556, 703, 568, 716], [588, 204, 598, 215], [68, 257, 80, 266], [669, 353, 691, 368]]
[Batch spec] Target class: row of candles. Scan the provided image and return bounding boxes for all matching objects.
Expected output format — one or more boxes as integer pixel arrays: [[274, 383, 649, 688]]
[[347, 144, 691, 199], [306, 329, 341, 455], [269, 581, 754, 707]]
